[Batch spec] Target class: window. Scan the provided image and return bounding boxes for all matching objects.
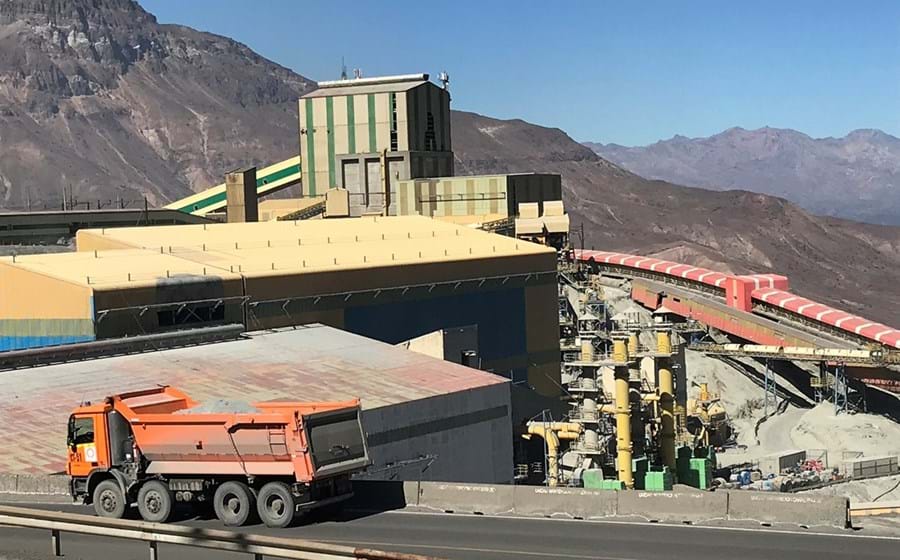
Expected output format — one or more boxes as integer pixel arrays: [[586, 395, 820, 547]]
[[425, 112, 437, 151], [389, 94, 399, 151], [157, 304, 225, 327], [68, 416, 95, 447]]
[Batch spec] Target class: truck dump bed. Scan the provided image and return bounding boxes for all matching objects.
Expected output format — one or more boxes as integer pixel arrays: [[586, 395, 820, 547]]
[[112, 387, 368, 481]]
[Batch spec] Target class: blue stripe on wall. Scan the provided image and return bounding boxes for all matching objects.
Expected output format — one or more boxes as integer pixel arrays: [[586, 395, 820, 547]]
[[0, 335, 95, 352]]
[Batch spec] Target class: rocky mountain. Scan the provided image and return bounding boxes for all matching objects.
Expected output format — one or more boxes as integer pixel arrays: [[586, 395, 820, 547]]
[[0, 0, 313, 209], [586, 127, 900, 225], [455, 112, 900, 326], [0, 1, 898, 326]]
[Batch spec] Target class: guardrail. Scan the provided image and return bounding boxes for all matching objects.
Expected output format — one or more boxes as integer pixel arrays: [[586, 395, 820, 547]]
[[850, 501, 900, 518], [0, 505, 440, 560]]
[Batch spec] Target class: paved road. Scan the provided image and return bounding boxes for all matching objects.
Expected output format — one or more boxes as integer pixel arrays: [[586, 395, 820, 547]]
[[1, 504, 899, 560]]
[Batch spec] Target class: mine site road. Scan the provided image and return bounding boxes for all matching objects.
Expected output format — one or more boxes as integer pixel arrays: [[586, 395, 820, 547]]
[[0, 503, 898, 560]]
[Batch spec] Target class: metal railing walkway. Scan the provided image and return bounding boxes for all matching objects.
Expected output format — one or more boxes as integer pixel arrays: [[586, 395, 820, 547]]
[[0, 505, 441, 560]]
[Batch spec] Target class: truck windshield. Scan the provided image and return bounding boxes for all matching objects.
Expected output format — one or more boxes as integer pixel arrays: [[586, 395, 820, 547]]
[[68, 417, 95, 446], [307, 410, 366, 470]]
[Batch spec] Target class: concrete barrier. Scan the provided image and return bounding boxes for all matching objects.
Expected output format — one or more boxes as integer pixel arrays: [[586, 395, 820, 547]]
[[0, 474, 69, 496], [617, 490, 728, 523], [726, 490, 849, 528], [416, 482, 515, 515], [0, 474, 18, 493], [514, 486, 617, 519]]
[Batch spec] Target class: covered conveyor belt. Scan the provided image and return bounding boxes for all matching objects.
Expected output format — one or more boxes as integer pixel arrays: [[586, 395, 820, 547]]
[[165, 156, 302, 216], [575, 249, 900, 351]]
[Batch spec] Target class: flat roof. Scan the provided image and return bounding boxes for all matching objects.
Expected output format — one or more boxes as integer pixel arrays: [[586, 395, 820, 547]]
[[72, 216, 555, 282], [0, 324, 507, 474], [301, 80, 429, 99], [0, 248, 242, 288]]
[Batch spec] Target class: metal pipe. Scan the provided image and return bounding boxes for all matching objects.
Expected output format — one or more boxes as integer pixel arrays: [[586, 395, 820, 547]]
[[581, 339, 594, 362], [613, 339, 633, 488], [657, 331, 676, 471], [525, 424, 562, 487], [628, 333, 639, 356]]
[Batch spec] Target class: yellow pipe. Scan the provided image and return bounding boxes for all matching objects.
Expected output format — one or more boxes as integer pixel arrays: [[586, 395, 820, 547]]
[[614, 364, 633, 488], [581, 339, 594, 362], [598, 404, 616, 414], [526, 423, 583, 487], [659, 359, 676, 471], [613, 338, 629, 364], [656, 330, 672, 355], [628, 333, 639, 356]]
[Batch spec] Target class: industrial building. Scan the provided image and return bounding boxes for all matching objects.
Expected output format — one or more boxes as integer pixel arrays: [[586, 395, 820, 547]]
[[0, 216, 560, 395], [394, 173, 561, 223], [0, 324, 514, 483], [299, 74, 454, 214]]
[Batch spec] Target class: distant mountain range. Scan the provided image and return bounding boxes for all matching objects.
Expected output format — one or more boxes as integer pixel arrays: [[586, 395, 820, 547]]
[[586, 127, 900, 225], [0, 1, 898, 325]]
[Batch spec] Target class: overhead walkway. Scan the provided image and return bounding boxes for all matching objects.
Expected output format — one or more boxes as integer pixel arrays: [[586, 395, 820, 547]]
[[165, 156, 302, 216]]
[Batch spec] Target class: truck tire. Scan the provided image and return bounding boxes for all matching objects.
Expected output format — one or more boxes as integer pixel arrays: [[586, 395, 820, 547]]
[[137, 480, 173, 523], [93, 479, 126, 519], [214, 481, 255, 527], [257, 482, 295, 528]]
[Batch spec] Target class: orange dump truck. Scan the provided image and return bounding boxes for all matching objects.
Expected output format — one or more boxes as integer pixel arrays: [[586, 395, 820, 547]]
[[66, 386, 369, 527]]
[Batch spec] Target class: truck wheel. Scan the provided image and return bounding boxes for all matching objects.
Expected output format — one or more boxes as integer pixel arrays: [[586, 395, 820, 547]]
[[257, 482, 295, 528], [214, 481, 255, 526], [137, 480, 173, 523], [93, 480, 126, 519]]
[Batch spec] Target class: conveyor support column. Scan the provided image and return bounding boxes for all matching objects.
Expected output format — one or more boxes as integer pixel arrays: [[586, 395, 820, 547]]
[[657, 330, 676, 471], [613, 338, 633, 488]]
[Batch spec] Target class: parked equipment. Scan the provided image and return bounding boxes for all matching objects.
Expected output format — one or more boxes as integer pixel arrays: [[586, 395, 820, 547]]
[[66, 386, 369, 527]]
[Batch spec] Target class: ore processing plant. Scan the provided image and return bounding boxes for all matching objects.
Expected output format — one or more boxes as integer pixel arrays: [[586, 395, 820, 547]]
[[1, 72, 900, 556]]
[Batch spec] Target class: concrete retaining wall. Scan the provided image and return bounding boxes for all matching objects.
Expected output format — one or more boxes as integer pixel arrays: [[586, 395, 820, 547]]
[[398, 482, 848, 528], [414, 482, 516, 515], [0, 474, 69, 495], [617, 490, 728, 523], [726, 490, 849, 528], [515, 486, 618, 519], [0, 475, 849, 529]]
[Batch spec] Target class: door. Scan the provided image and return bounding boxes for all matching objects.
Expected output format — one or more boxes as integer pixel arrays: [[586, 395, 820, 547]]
[[342, 161, 365, 217], [66, 413, 109, 477], [365, 159, 383, 214]]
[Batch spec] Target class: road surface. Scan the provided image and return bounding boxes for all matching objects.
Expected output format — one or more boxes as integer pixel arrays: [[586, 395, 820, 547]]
[[0, 504, 898, 560]]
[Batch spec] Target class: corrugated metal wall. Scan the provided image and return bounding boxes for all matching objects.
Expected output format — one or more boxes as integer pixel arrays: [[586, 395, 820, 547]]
[[0, 262, 95, 350]]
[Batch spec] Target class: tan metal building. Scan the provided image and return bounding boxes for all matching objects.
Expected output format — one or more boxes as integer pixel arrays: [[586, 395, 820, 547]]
[[299, 74, 453, 215], [1, 217, 560, 395], [394, 173, 563, 223]]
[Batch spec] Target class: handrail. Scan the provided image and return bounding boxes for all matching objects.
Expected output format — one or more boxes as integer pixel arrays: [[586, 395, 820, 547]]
[[0, 505, 442, 560]]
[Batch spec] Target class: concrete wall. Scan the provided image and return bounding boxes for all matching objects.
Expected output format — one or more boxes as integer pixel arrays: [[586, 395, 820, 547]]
[[360, 382, 513, 484], [390, 482, 849, 528]]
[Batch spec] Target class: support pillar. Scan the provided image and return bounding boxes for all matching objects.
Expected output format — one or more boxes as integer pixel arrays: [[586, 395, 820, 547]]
[[225, 166, 259, 223], [613, 338, 633, 488], [657, 331, 676, 471]]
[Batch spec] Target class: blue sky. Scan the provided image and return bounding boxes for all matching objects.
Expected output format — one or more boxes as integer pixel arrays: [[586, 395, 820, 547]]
[[141, 0, 900, 146]]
